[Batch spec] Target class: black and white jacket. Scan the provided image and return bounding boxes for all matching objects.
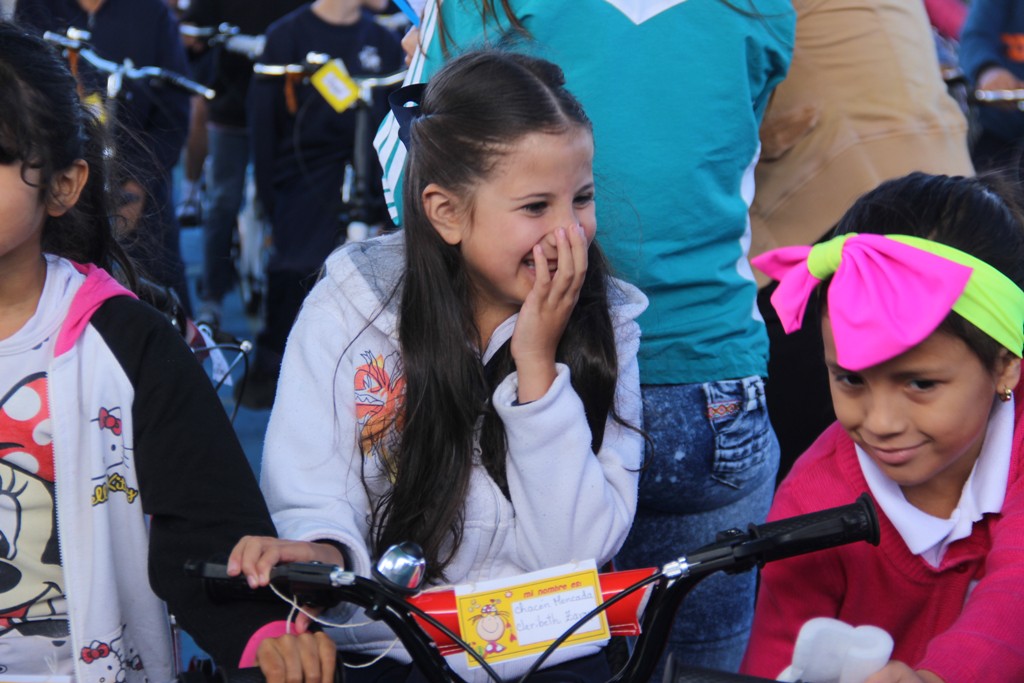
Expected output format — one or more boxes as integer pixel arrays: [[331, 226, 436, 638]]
[[47, 262, 287, 681]]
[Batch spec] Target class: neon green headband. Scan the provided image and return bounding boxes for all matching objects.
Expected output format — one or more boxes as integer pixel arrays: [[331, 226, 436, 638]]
[[806, 233, 1024, 359]]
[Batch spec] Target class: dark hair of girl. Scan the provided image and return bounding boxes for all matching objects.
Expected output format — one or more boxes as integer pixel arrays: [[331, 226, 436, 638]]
[[369, 50, 624, 580], [830, 171, 1024, 370], [0, 21, 138, 290]]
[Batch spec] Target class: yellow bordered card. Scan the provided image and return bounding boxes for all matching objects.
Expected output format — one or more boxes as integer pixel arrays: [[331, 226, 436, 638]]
[[311, 59, 360, 113], [454, 560, 609, 668]]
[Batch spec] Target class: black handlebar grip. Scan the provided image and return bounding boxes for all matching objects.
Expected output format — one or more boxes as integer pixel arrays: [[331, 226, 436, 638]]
[[183, 560, 280, 603], [161, 71, 214, 99], [744, 493, 880, 565]]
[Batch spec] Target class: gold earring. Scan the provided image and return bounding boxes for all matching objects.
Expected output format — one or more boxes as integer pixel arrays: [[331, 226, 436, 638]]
[[999, 387, 1013, 402]]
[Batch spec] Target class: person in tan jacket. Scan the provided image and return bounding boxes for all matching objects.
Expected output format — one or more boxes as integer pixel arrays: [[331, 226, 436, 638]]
[[751, 0, 974, 482]]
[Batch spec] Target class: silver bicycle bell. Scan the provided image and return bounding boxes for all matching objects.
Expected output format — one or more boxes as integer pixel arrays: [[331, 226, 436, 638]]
[[373, 542, 426, 595]]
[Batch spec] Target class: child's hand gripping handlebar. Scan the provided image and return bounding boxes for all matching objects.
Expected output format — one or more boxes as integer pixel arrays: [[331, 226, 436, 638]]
[[184, 494, 879, 683]]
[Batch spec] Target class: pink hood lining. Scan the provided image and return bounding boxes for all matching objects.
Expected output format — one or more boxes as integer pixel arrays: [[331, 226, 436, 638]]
[[55, 262, 137, 357]]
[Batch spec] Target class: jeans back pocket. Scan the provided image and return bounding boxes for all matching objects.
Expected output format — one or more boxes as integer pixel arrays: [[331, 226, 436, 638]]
[[703, 376, 778, 490]]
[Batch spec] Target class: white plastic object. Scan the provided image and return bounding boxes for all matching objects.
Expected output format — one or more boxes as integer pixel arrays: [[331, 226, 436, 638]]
[[347, 221, 370, 243], [776, 617, 893, 683], [225, 34, 266, 60]]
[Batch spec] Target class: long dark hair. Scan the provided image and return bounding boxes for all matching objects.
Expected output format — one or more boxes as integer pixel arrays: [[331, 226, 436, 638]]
[[0, 21, 137, 290], [368, 50, 625, 580], [830, 172, 1024, 370]]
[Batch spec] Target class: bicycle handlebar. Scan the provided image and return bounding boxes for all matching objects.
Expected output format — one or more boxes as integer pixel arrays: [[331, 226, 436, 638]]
[[972, 88, 1024, 111], [44, 28, 215, 100], [671, 492, 879, 580], [183, 495, 879, 683], [252, 56, 405, 117], [354, 69, 409, 91], [180, 23, 266, 61], [973, 88, 1024, 102], [252, 52, 330, 77], [253, 56, 406, 94], [138, 66, 215, 99], [193, 661, 778, 683]]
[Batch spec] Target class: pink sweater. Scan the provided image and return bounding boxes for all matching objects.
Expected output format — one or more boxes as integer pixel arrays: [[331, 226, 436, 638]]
[[740, 391, 1024, 682]]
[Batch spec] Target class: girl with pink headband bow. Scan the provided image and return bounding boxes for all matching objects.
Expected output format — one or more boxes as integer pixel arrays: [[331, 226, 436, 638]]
[[741, 172, 1024, 683]]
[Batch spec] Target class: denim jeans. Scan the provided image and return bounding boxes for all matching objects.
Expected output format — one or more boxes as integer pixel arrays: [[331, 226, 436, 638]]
[[202, 124, 250, 303], [615, 377, 779, 677]]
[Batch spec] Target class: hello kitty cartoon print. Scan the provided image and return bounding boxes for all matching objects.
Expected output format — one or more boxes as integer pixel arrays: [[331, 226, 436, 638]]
[[88, 401, 139, 508], [78, 629, 144, 681]]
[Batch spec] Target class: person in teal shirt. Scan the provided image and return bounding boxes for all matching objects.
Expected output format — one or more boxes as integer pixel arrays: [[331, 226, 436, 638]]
[[376, 0, 795, 674]]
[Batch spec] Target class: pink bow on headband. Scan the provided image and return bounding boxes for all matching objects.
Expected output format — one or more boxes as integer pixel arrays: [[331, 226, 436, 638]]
[[752, 234, 973, 371]]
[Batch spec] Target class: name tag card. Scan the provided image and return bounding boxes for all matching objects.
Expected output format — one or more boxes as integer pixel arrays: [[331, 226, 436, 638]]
[[453, 560, 609, 668], [311, 59, 359, 113]]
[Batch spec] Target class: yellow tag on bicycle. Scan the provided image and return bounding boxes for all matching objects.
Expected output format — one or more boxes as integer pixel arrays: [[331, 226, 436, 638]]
[[311, 59, 359, 113], [83, 91, 108, 125], [454, 560, 609, 668]]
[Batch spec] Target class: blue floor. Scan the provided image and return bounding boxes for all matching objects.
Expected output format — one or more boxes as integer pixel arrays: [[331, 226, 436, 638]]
[[180, 224, 271, 474]]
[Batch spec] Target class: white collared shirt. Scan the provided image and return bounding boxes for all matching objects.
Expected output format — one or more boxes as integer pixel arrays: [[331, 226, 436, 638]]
[[857, 397, 1014, 567]]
